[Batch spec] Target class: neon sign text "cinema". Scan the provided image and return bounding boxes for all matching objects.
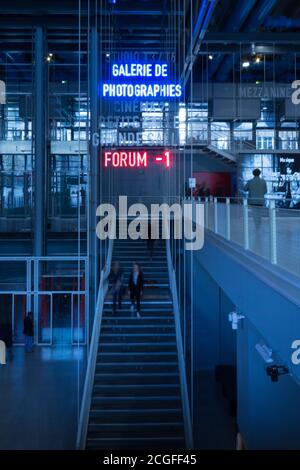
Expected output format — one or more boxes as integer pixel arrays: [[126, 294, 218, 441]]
[[102, 62, 182, 99]]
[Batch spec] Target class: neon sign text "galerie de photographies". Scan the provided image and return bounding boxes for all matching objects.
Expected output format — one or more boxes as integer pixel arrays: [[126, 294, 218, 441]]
[[104, 150, 172, 168], [102, 63, 182, 99]]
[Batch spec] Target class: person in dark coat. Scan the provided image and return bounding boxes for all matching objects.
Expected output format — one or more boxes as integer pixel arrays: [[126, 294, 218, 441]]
[[23, 312, 34, 353], [0, 323, 13, 360], [108, 261, 124, 314], [128, 263, 144, 318]]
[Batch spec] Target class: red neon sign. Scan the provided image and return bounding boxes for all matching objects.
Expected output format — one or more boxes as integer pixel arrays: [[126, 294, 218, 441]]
[[104, 150, 171, 168]]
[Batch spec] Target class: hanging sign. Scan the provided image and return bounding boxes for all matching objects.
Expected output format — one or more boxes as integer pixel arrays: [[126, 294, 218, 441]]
[[189, 178, 196, 189], [103, 149, 172, 168], [102, 62, 182, 99]]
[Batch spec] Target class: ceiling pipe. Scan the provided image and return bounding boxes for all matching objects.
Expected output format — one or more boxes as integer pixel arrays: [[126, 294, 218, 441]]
[[265, 16, 300, 29], [181, 0, 218, 87], [215, 0, 277, 82], [207, 0, 258, 80]]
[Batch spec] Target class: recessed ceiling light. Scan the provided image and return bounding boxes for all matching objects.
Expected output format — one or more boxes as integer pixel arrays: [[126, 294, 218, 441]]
[[242, 61, 250, 68]]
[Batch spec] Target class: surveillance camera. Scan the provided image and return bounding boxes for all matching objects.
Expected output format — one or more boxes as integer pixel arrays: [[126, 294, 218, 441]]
[[266, 365, 289, 383], [228, 311, 245, 330]]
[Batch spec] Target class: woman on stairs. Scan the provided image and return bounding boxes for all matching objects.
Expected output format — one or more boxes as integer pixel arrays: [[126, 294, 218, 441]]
[[128, 262, 144, 318], [109, 261, 124, 314]]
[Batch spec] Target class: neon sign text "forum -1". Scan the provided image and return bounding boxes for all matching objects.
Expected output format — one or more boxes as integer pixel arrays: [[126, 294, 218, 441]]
[[102, 62, 182, 99], [104, 150, 171, 168]]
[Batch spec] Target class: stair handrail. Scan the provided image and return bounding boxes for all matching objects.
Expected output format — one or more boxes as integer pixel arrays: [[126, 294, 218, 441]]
[[165, 227, 194, 450], [76, 237, 114, 450], [209, 125, 257, 154]]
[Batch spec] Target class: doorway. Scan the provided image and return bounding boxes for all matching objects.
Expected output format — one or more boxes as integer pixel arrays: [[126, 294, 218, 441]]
[[37, 292, 86, 345], [0, 293, 27, 345]]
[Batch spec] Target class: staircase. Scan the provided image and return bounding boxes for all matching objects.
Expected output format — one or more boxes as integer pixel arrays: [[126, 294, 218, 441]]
[[85, 238, 186, 450]]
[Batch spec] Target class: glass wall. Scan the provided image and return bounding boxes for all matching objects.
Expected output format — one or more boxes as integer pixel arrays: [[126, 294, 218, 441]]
[[48, 154, 87, 218], [0, 95, 32, 141], [0, 154, 33, 217]]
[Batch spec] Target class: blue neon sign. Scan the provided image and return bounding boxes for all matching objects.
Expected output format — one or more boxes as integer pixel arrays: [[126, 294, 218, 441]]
[[102, 62, 182, 99]]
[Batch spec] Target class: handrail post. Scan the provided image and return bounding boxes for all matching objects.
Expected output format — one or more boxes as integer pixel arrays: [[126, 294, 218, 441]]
[[269, 200, 278, 264], [243, 198, 249, 250], [226, 197, 231, 240], [214, 197, 218, 234], [204, 197, 209, 229]]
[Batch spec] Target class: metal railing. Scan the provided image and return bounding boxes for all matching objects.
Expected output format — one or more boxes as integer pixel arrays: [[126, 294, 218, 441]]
[[76, 237, 113, 450], [196, 196, 300, 278], [165, 230, 194, 450]]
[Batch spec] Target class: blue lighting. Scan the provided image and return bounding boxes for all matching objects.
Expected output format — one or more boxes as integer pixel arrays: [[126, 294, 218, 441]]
[[102, 83, 182, 99], [112, 63, 168, 78], [102, 61, 182, 99]]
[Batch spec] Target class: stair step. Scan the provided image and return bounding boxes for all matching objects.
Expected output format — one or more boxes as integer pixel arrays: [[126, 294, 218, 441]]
[[103, 305, 173, 309], [86, 436, 185, 450], [93, 385, 180, 399], [98, 344, 177, 354], [87, 422, 183, 438], [95, 371, 179, 380], [113, 257, 167, 260], [111, 282, 169, 287], [89, 408, 182, 423], [112, 262, 167, 266], [95, 362, 179, 373], [91, 395, 182, 408], [104, 300, 172, 305], [102, 313, 173, 320], [102, 317, 174, 325], [101, 331, 175, 345], [101, 325, 175, 333], [97, 351, 177, 361]]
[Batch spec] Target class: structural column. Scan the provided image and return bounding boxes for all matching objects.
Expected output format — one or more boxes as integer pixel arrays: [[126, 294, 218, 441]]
[[88, 27, 99, 326], [34, 27, 46, 257]]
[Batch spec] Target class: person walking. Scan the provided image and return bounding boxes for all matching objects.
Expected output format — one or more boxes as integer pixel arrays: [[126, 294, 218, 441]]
[[109, 261, 124, 314], [3, 322, 12, 360], [244, 168, 267, 229], [128, 263, 144, 318], [0, 322, 12, 361], [0, 340, 5, 365], [23, 312, 34, 353]]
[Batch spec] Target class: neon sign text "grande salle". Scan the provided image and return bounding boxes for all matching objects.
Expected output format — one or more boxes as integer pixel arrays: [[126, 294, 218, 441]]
[[104, 150, 171, 168], [102, 62, 182, 99]]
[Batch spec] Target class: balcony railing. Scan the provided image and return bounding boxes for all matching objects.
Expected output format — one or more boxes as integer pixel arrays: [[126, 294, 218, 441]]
[[195, 196, 300, 279]]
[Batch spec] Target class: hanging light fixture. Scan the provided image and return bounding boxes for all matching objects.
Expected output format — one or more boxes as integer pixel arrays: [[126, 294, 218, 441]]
[[242, 60, 250, 68]]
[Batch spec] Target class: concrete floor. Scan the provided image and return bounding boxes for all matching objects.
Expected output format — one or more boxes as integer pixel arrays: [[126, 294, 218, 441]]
[[0, 346, 86, 450], [0, 348, 237, 450]]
